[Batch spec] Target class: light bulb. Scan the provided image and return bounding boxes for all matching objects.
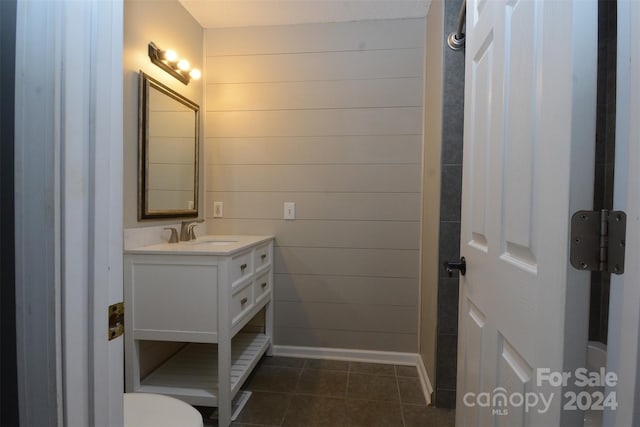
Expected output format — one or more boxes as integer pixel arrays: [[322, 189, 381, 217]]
[[164, 50, 178, 62], [177, 59, 190, 71], [189, 69, 201, 80]]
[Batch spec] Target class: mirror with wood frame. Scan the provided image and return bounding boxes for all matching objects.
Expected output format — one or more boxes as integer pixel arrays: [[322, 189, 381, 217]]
[[138, 71, 199, 220]]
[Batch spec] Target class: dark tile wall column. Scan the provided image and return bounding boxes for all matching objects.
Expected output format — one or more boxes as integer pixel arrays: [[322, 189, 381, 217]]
[[435, 0, 466, 408]]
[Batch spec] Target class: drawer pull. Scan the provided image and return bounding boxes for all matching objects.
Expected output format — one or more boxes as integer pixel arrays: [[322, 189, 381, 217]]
[[261, 254, 267, 260], [240, 263, 247, 271], [241, 297, 248, 305], [261, 282, 267, 288]]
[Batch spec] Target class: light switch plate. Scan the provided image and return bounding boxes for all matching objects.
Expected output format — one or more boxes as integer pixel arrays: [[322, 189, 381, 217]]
[[284, 202, 296, 220], [213, 201, 223, 218]]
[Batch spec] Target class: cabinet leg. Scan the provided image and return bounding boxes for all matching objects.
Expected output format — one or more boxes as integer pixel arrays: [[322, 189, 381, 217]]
[[218, 338, 232, 427], [265, 299, 274, 356], [218, 401, 231, 427]]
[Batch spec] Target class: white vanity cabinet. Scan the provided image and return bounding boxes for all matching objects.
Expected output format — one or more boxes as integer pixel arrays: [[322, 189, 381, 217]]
[[124, 236, 274, 427]]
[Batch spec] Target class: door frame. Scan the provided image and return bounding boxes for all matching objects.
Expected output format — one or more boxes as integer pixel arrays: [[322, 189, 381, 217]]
[[1, 0, 18, 425], [14, 2, 65, 424], [14, 1, 124, 425], [605, 0, 640, 424]]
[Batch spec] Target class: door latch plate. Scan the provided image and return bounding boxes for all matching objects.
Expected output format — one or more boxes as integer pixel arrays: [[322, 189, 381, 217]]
[[108, 302, 124, 340]]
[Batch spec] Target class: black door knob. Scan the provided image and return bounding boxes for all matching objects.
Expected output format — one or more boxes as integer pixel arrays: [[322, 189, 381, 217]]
[[444, 257, 466, 276]]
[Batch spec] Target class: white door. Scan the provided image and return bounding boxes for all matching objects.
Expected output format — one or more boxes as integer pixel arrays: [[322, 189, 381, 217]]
[[15, 1, 124, 425], [605, 0, 640, 425], [58, 1, 125, 425], [456, 0, 597, 426], [68, 1, 125, 425], [87, 1, 125, 425]]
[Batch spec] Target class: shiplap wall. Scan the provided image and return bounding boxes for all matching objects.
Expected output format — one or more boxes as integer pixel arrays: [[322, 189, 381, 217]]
[[204, 19, 424, 352]]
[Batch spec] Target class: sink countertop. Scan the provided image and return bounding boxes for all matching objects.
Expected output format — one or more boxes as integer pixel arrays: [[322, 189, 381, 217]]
[[124, 235, 274, 256]]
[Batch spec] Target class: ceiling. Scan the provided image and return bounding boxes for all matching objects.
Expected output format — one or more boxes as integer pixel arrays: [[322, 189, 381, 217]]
[[178, 0, 431, 29]]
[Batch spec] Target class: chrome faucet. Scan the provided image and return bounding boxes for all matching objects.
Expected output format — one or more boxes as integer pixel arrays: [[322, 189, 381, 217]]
[[180, 219, 204, 241]]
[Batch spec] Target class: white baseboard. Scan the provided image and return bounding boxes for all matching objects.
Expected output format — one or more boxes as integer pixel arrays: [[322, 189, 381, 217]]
[[272, 345, 433, 405], [416, 355, 434, 405]]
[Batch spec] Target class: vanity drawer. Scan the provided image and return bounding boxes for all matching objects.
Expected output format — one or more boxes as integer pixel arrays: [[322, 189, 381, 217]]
[[254, 271, 271, 304], [254, 243, 271, 271], [231, 283, 254, 326], [230, 250, 252, 286]]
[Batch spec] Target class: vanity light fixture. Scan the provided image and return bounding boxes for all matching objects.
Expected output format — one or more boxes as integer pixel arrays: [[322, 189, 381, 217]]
[[148, 42, 201, 85]]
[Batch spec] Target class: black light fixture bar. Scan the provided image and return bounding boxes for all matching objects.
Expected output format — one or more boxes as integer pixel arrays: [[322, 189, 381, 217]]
[[148, 42, 191, 85]]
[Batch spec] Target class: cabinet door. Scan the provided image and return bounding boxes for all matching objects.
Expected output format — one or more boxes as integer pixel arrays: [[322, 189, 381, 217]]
[[128, 257, 219, 342]]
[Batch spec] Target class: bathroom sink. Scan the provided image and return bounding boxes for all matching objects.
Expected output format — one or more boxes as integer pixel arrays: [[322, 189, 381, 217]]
[[188, 239, 237, 246], [125, 235, 274, 256]]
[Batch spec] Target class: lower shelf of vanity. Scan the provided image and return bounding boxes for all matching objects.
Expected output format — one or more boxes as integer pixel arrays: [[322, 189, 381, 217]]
[[136, 332, 270, 407]]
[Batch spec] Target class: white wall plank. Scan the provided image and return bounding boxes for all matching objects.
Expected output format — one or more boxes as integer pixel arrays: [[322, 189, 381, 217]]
[[205, 18, 424, 56], [207, 164, 421, 193], [273, 247, 419, 278], [206, 107, 423, 137], [274, 274, 418, 306], [206, 192, 421, 221], [207, 135, 422, 165], [205, 49, 424, 83], [275, 301, 418, 334], [211, 219, 420, 250], [206, 78, 423, 111]]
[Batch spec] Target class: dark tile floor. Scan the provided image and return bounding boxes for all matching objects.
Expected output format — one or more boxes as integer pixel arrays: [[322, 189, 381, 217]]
[[197, 356, 455, 427]]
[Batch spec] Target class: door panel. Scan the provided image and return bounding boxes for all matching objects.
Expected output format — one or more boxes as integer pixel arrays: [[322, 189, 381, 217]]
[[502, 0, 538, 270], [457, 0, 596, 425], [459, 299, 486, 427], [467, 30, 493, 252], [496, 335, 533, 426]]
